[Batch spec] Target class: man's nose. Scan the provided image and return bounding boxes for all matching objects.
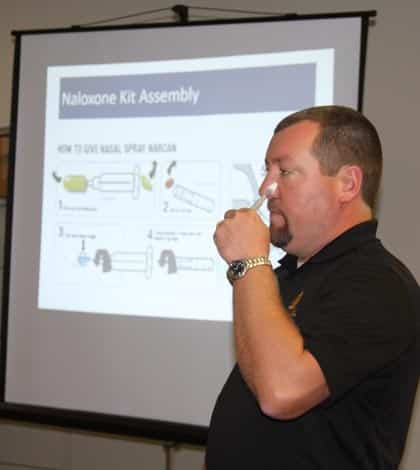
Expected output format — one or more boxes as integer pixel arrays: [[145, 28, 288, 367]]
[[259, 178, 278, 198]]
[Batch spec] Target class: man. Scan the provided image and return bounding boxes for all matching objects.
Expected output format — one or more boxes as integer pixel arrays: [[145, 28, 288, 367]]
[[205, 106, 420, 469]]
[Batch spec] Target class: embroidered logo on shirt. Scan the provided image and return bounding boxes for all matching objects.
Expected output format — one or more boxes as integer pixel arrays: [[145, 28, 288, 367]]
[[288, 290, 304, 317]]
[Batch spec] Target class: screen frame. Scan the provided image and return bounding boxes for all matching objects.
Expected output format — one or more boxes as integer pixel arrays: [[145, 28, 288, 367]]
[[0, 10, 376, 446]]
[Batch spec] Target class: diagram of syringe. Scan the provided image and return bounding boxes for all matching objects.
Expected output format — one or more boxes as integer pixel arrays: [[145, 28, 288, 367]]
[[53, 166, 153, 199]]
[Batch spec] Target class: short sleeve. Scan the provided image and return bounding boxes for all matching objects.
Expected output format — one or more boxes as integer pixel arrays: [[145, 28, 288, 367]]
[[302, 260, 416, 403]]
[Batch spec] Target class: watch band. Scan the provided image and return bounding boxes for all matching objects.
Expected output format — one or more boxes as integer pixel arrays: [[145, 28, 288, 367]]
[[227, 256, 272, 285], [243, 256, 272, 270]]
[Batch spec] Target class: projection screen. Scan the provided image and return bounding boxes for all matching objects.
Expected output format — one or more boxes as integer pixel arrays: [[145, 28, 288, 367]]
[[0, 11, 374, 443]]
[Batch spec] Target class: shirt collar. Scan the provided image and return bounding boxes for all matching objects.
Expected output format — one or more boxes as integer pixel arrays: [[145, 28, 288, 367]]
[[277, 219, 378, 276]]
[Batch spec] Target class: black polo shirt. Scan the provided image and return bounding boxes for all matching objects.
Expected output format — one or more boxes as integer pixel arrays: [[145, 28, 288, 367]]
[[206, 220, 420, 470]]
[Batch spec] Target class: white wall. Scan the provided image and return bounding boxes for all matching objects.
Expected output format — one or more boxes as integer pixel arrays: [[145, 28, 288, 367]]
[[0, 1, 419, 469]]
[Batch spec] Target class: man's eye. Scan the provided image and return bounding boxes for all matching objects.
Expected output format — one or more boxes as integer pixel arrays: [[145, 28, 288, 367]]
[[262, 167, 293, 177]]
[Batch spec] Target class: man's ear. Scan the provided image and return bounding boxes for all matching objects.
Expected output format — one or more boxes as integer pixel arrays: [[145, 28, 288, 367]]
[[337, 165, 363, 203]]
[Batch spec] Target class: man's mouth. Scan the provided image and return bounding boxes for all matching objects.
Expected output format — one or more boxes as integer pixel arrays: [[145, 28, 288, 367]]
[[267, 200, 283, 215], [267, 202, 287, 226], [270, 211, 285, 221]]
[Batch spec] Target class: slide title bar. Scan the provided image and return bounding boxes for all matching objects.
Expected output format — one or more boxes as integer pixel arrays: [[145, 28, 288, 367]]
[[59, 64, 316, 119]]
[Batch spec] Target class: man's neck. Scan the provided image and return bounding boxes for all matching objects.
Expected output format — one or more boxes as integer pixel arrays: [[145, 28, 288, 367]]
[[297, 206, 373, 265]]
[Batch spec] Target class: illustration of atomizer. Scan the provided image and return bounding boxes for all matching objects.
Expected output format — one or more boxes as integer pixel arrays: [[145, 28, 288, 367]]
[[54, 167, 141, 199]]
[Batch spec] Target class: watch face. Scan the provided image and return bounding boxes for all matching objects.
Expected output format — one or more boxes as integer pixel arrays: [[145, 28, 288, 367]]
[[230, 260, 246, 278], [227, 256, 271, 285]]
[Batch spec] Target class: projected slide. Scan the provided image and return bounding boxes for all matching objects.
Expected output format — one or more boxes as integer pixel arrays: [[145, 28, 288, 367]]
[[39, 49, 334, 321]]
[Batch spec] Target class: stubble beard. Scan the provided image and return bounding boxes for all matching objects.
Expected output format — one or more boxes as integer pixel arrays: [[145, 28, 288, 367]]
[[269, 212, 293, 249]]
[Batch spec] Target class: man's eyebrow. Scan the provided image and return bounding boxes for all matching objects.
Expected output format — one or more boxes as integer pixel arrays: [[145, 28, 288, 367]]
[[265, 154, 291, 166]]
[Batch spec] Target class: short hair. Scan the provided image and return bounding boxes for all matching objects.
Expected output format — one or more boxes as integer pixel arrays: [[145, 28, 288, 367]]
[[274, 106, 382, 209]]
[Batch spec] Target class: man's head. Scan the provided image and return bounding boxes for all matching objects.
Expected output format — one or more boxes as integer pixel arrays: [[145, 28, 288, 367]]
[[261, 106, 382, 260], [274, 105, 383, 209]]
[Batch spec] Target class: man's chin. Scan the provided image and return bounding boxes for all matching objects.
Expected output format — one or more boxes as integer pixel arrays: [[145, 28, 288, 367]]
[[269, 213, 290, 245], [270, 226, 292, 249]]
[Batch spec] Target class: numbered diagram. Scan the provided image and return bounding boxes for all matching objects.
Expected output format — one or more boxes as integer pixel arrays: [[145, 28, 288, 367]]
[[51, 223, 218, 284], [51, 225, 155, 283], [159, 160, 220, 217], [53, 161, 158, 217]]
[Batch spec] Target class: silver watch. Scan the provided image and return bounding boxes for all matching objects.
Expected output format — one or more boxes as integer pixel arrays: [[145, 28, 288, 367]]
[[226, 256, 272, 284]]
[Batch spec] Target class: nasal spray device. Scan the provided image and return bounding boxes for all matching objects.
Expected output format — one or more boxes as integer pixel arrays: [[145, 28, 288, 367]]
[[249, 182, 278, 210]]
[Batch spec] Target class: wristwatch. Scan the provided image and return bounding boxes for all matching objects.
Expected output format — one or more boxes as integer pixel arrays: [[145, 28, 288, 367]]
[[227, 256, 272, 284]]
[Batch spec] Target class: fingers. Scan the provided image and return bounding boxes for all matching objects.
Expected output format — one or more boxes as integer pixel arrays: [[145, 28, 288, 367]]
[[213, 210, 235, 242], [224, 209, 236, 219], [215, 208, 252, 238], [214, 211, 233, 244]]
